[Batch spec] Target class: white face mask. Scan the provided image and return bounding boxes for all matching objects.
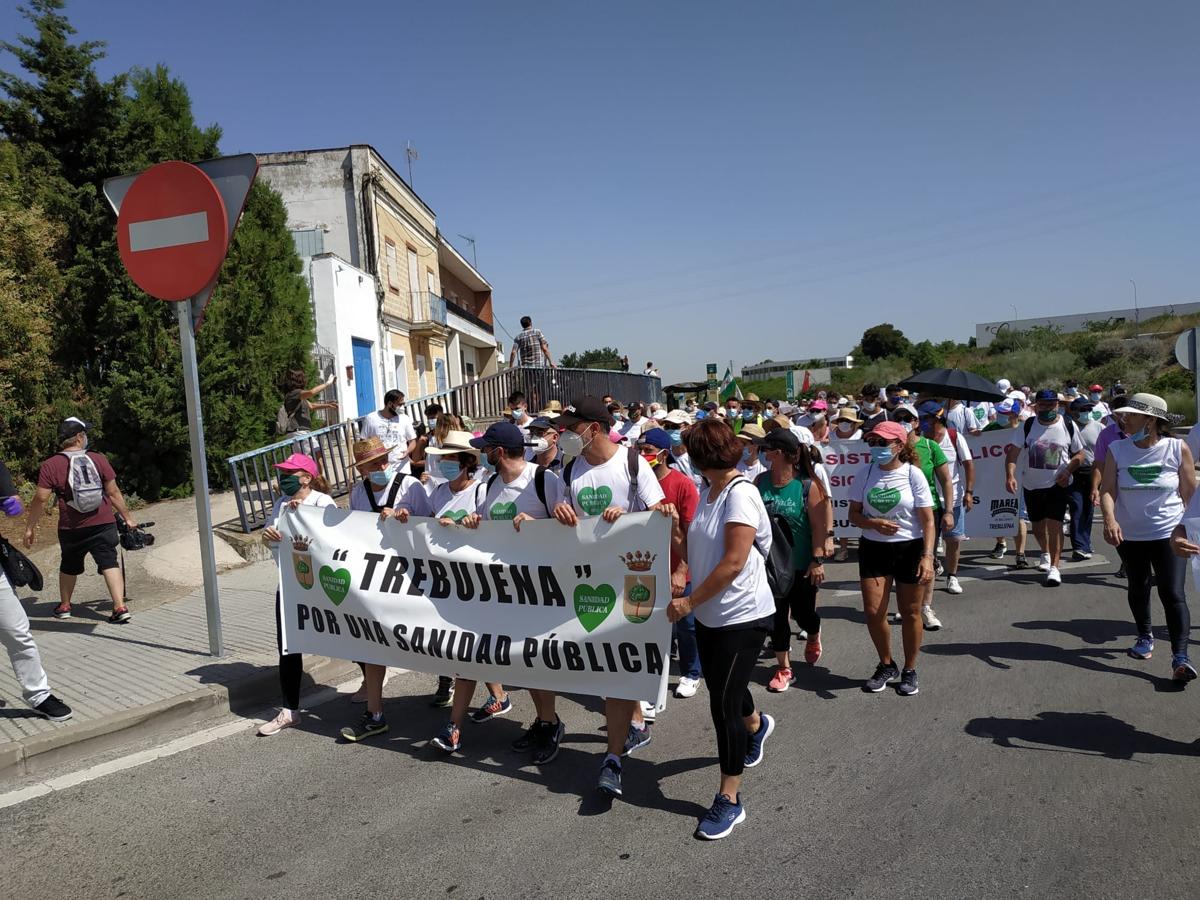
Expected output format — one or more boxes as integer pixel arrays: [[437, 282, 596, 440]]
[[558, 426, 594, 457], [529, 437, 550, 454]]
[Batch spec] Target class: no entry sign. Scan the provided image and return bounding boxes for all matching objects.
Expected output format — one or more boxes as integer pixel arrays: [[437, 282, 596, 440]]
[[116, 161, 229, 301]]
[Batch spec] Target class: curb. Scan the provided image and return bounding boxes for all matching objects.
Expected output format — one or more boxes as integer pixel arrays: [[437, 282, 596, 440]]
[[0, 655, 362, 781]]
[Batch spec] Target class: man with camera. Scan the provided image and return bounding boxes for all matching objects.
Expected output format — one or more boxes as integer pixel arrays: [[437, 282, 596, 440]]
[[23, 418, 137, 623]]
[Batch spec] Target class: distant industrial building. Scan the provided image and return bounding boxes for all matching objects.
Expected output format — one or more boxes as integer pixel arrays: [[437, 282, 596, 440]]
[[976, 302, 1200, 348], [741, 355, 854, 381]]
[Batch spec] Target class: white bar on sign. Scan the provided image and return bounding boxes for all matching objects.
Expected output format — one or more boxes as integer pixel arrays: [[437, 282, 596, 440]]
[[127, 211, 209, 252]]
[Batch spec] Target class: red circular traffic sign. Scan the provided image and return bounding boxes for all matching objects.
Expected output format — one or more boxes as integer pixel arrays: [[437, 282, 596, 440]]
[[116, 161, 229, 301]]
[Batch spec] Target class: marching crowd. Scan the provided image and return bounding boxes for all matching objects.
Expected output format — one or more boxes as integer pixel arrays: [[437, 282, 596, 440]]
[[3, 370, 1199, 841]]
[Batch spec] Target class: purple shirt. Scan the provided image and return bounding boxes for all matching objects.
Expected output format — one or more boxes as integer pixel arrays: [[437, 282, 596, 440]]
[[1093, 421, 1125, 467]]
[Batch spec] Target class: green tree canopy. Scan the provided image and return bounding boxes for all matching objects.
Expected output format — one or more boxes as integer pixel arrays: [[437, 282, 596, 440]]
[[860, 323, 911, 361], [560, 346, 623, 370]]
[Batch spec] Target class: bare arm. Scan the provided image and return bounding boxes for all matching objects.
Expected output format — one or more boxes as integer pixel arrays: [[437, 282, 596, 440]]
[[1099, 454, 1121, 545], [104, 479, 136, 527], [541, 339, 555, 368], [1179, 443, 1196, 507], [22, 486, 53, 549]]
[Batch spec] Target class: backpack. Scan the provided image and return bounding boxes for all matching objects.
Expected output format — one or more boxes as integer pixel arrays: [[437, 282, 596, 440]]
[[565, 446, 641, 512], [363, 472, 413, 513], [486, 465, 552, 518], [275, 396, 302, 435], [60, 450, 105, 514], [0, 536, 43, 592], [731, 476, 796, 599]]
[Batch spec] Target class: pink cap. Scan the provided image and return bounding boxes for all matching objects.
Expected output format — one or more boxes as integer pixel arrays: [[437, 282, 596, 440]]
[[810, 399, 828, 411], [274, 453, 319, 479], [870, 421, 909, 443], [609, 428, 624, 444]]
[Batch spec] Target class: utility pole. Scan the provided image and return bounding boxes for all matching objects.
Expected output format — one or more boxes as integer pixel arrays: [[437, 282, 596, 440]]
[[406, 141, 419, 188], [1130, 279, 1139, 327]]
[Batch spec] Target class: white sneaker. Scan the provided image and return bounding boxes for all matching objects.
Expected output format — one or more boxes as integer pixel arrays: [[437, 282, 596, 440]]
[[258, 708, 299, 736], [674, 676, 700, 699], [1037, 553, 1052, 572], [1045, 566, 1062, 586], [946, 575, 963, 595], [639, 700, 657, 721], [922, 606, 942, 630]]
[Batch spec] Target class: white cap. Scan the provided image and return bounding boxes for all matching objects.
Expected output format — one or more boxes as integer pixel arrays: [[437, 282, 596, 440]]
[[997, 378, 1012, 392]]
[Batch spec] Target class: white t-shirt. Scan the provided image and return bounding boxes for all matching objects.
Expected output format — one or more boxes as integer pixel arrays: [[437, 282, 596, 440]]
[[737, 455, 767, 481], [832, 426, 863, 442], [1090, 400, 1112, 423], [936, 429, 972, 507], [359, 411, 417, 473], [566, 449, 665, 516], [617, 418, 644, 444], [1186, 424, 1200, 468], [482, 461, 564, 521], [1020, 418, 1084, 490], [267, 489, 335, 530], [688, 479, 775, 629], [1110, 437, 1185, 541], [851, 462, 934, 543], [430, 479, 486, 522], [348, 472, 432, 516], [967, 402, 992, 432], [945, 404, 972, 436]]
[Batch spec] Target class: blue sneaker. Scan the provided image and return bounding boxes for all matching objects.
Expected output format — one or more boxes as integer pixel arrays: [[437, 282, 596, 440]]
[[695, 793, 746, 840], [744, 713, 775, 768], [1129, 635, 1154, 660], [1172, 655, 1197, 682], [469, 693, 512, 724], [597, 758, 623, 797], [622, 723, 652, 756]]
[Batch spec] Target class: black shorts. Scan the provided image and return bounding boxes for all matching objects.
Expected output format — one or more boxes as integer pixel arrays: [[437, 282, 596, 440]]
[[858, 537, 925, 585], [1023, 485, 1069, 523], [58, 523, 120, 576]]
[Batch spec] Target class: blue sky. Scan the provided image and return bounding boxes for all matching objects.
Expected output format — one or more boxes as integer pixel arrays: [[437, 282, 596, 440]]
[[3, 1, 1198, 382]]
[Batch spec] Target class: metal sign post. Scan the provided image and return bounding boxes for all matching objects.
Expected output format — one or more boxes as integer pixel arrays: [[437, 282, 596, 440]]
[[1172, 328, 1200, 427]]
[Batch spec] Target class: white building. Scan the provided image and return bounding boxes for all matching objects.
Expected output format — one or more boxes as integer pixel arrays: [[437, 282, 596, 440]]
[[309, 254, 384, 419]]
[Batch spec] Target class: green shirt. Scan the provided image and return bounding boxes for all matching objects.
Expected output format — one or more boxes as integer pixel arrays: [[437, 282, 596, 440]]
[[911, 436, 947, 512], [757, 475, 814, 570]]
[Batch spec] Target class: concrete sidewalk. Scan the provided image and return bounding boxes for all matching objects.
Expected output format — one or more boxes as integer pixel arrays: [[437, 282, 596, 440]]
[[0, 559, 359, 779]]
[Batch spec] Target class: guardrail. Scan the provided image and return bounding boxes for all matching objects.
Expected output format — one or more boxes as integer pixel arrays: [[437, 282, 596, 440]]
[[225, 420, 361, 533]]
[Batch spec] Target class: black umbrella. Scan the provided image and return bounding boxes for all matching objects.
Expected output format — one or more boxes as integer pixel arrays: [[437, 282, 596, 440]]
[[898, 368, 1006, 402]]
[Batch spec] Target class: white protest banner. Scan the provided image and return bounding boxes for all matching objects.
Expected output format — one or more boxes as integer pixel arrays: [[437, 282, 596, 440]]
[[963, 431, 1019, 538], [822, 438, 872, 538], [278, 505, 671, 703]]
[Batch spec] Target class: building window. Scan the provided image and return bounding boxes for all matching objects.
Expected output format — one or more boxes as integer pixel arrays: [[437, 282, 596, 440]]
[[384, 239, 399, 293]]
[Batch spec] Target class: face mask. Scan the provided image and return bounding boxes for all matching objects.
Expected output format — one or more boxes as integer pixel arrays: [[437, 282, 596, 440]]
[[668, 430, 683, 446], [641, 452, 661, 468], [629, 411, 642, 421], [868, 446, 895, 464], [741, 447, 753, 464], [996, 415, 1011, 428], [1037, 409, 1058, 424], [529, 437, 550, 454], [837, 424, 855, 434], [1089, 393, 1101, 402], [811, 413, 826, 424], [920, 419, 937, 436], [1066, 388, 1079, 398], [558, 427, 593, 457], [1129, 426, 1149, 442], [426, 418, 438, 428], [438, 460, 463, 480], [279, 474, 303, 496], [368, 470, 390, 487], [898, 421, 913, 434], [80, 435, 89, 451], [861, 401, 877, 413]]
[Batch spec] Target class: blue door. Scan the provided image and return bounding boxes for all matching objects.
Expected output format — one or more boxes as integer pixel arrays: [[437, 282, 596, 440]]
[[351, 338, 376, 418]]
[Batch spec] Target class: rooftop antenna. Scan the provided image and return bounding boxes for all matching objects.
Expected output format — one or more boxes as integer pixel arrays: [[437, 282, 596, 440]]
[[457, 234, 477, 268], [405, 141, 419, 188]]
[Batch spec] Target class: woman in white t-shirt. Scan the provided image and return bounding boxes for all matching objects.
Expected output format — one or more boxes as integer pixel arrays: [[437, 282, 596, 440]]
[[667, 419, 775, 841], [848, 421, 935, 697], [1100, 393, 1196, 680], [258, 453, 336, 737]]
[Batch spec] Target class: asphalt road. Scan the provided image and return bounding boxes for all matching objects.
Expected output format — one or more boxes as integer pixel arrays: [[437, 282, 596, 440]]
[[3, 544, 1198, 900]]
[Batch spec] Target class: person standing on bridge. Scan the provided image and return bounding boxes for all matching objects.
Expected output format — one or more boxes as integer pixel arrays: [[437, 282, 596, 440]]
[[509, 316, 555, 369]]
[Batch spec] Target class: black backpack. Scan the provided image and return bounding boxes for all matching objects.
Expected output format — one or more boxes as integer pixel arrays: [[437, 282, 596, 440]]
[[0, 536, 43, 592], [730, 476, 796, 599], [486, 465, 552, 517], [363, 472, 414, 513]]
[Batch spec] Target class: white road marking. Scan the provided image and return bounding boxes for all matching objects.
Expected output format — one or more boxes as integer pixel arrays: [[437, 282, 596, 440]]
[[127, 211, 209, 252]]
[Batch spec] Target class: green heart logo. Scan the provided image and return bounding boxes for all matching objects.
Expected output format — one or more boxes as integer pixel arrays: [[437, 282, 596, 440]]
[[867, 486, 901, 514], [319, 566, 352, 606], [443, 509, 470, 523], [577, 485, 613, 516], [489, 501, 518, 521], [574, 583, 616, 633], [1128, 464, 1162, 485]]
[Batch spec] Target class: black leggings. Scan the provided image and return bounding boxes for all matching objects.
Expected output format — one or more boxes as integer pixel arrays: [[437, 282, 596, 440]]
[[696, 620, 768, 777], [276, 591, 303, 711], [772, 577, 819, 651], [1117, 539, 1191, 656]]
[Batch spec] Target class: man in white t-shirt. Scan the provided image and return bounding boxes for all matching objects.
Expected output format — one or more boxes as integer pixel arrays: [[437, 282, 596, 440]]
[[358, 390, 417, 474], [917, 400, 975, 597], [617, 402, 646, 444], [1004, 389, 1085, 586], [552, 396, 674, 801]]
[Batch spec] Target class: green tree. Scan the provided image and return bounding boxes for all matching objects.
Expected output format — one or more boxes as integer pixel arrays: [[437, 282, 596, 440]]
[[907, 339, 944, 373], [860, 323, 911, 361], [560, 346, 623, 370]]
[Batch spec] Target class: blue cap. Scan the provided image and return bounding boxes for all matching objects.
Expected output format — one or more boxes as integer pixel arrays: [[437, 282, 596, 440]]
[[470, 421, 525, 451], [916, 399, 944, 418], [1035, 388, 1059, 402], [639, 428, 672, 451]]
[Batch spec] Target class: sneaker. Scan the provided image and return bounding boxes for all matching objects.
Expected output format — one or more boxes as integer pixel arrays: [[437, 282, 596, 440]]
[[429, 675, 454, 708], [622, 723, 652, 756], [33, 694, 72, 722], [674, 676, 701, 698], [1037, 553, 1052, 572], [511, 720, 545, 753], [258, 708, 298, 736], [349, 683, 368, 704], [1014, 554, 1029, 569], [694, 793, 746, 840], [922, 606, 942, 631], [1071, 551, 1093, 562], [52, 603, 72, 619], [1172, 655, 1198, 682], [743, 713, 775, 768], [804, 634, 823, 665], [896, 668, 919, 696], [1045, 566, 1062, 586], [532, 717, 565, 765], [936, 538, 946, 556], [469, 693, 512, 724], [597, 759, 623, 797], [933, 558, 945, 577], [834, 546, 849, 562], [887, 611, 902, 624], [767, 666, 794, 692], [990, 541, 1006, 560], [863, 661, 900, 693], [639, 700, 657, 721], [946, 575, 963, 595], [431, 722, 461, 753], [1129, 635, 1154, 660], [340, 713, 388, 742], [109, 607, 132, 624]]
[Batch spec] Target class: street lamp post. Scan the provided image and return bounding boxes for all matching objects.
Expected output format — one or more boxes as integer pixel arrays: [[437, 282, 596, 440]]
[[1130, 279, 1139, 326]]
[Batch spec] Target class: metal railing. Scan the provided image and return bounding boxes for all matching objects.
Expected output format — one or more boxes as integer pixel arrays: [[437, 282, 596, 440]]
[[444, 297, 494, 334], [225, 420, 362, 533], [411, 291, 448, 327]]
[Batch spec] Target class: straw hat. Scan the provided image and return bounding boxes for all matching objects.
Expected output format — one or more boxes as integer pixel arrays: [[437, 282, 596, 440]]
[[737, 422, 767, 441], [423, 430, 482, 459], [833, 408, 863, 426], [538, 400, 564, 418], [352, 436, 393, 468]]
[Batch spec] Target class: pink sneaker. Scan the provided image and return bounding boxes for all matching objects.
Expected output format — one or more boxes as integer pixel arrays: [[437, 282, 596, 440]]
[[804, 634, 823, 665], [767, 666, 794, 693], [258, 708, 299, 736]]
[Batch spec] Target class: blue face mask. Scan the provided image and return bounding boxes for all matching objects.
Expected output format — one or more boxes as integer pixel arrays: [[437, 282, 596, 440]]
[[741, 447, 752, 464], [1089, 393, 1102, 402], [668, 430, 683, 446], [368, 470, 390, 487], [1129, 426, 1149, 442], [438, 460, 463, 480], [868, 445, 895, 464]]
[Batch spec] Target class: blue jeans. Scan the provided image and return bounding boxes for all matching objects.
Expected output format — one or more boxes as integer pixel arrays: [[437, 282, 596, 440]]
[[673, 584, 702, 679], [1066, 469, 1094, 554]]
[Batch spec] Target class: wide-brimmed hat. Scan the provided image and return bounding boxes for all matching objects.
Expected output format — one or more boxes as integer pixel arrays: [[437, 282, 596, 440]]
[[538, 400, 563, 417], [662, 409, 692, 426], [424, 430, 482, 460], [274, 453, 319, 479], [1112, 392, 1172, 421], [352, 437, 393, 468], [833, 409, 863, 426], [737, 422, 767, 441]]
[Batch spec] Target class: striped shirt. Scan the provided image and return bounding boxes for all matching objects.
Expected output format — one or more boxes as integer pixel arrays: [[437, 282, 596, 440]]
[[512, 327, 548, 367]]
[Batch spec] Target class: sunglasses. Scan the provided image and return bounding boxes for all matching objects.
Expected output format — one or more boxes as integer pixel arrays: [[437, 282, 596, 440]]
[[864, 438, 895, 448]]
